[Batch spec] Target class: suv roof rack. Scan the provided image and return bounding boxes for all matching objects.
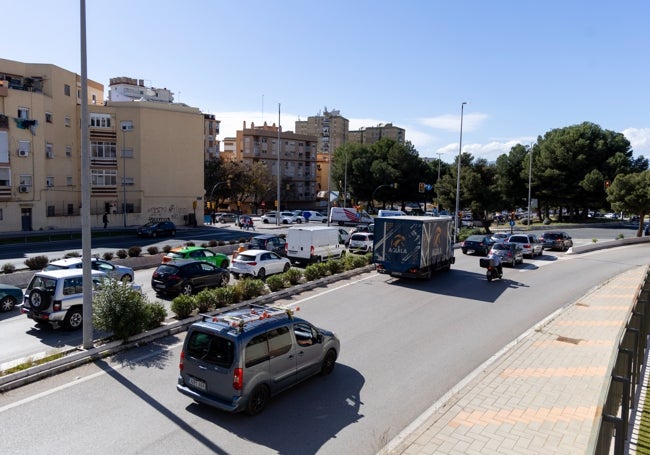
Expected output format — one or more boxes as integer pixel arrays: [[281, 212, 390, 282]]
[[201, 303, 300, 332]]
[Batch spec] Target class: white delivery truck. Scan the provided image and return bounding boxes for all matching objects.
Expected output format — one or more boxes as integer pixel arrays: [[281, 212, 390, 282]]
[[329, 207, 373, 225], [286, 225, 347, 264]]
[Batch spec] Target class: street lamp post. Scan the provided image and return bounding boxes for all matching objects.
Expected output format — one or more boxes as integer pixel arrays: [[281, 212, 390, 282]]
[[454, 102, 467, 244], [120, 123, 131, 228], [343, 150, 348, 208], [436, 152, 443, 213], [527, 144, 533, 225]]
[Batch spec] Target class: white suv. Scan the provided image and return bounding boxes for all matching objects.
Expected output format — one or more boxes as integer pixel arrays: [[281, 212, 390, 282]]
[[21, 269, 108, 330]]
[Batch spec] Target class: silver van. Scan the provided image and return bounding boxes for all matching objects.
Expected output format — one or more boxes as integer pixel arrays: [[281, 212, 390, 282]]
[[177, 305, 340, 415]]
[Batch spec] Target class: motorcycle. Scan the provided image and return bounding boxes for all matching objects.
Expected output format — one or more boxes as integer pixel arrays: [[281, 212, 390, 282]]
[[480, 257, 503, 282]]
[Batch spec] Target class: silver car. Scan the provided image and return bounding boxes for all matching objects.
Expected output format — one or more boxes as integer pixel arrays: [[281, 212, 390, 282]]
[[177, 305, 340, 415], [43, 257, 134, 282], [507, 234, 543, 258]]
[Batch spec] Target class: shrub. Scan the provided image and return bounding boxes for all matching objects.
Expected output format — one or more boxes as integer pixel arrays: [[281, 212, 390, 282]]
[[200, 242, 208, 248], [92, 279, 150, 341], [64, 251, 81, 258], [2, 263, 16, 274], [214, 286, 238, 307], [266, 274, 287, 292], [285, 268, 303, 285], [236, 279, 266, 300], [195, 288, 219, 313], [185, 241, 195, 247], [208, 239, 217, 247], [170, 295, 195, 319], [229, 239, 237, 245], [116, 249, 128, 259], [327, 259, 344, 275], [143, 302, 167, 330], [304, 264, 322, 281], [617, 233, 624, 240], [25, 255, 49, 270], [162, 245, 172, 253], [102, 251, 114, 260], [147, 246, 159, 255], [127, 246, 142, 258], [218, 240, 226, 246], [314, 262, 330, 277]]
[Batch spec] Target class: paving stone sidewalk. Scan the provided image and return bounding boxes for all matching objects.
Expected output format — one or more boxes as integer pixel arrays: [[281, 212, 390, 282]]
[[383, 265, 649, 455]]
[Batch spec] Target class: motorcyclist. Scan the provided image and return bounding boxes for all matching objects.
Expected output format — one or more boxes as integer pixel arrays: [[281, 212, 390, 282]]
[[487, 249, 503, 277]]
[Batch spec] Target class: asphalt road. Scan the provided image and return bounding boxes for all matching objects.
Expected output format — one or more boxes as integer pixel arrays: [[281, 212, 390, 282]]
[[1, 239, 648, 454]]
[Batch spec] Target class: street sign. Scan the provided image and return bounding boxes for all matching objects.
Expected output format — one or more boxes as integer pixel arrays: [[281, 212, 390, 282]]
[[509, 220, 515, 227]]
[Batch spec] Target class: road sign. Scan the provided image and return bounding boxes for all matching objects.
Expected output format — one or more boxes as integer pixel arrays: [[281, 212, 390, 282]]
[[509, 220, 515, 227]]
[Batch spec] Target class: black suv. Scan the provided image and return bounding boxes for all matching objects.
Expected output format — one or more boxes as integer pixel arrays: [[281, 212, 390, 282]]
[[137, 219, 176, 238], [248, 234, 287, 256]]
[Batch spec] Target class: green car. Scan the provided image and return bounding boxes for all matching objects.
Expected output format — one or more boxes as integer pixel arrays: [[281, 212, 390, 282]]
[[162, 246, 230, 269]]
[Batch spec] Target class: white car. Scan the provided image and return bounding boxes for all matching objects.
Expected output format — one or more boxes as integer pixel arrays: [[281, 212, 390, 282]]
[[43, 257, 134, 282], [348, 232, 373, 254], [282, 211, 304, 223], [228, 249, 291, 280], [260, 211, 294, 225]]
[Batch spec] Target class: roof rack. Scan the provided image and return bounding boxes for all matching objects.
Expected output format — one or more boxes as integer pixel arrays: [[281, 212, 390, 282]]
[[201, 303, 300, 333]]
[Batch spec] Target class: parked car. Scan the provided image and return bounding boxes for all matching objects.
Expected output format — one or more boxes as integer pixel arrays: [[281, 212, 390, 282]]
[[461, 235, 495, 256], [0, 283, 24, 312], [151, 261, 230, 296], [348, 232, 373, 254], [260, 211, 294, 225], [137, 219, 176, 238], [248, 234, 287, 256], [489, 242, 524, 267], [491, 233, 510, 243], [338, 228, 351, 246], [282, 211, 304, 223], [44, 257, 135, 282], [301, 210, 328, 223], [541, 231, 573, 251], [229, 249, 291, 280], [217, 213, 238, 223], [508, 234, 543, 258], [21, 269, 141, 330], [350, 223, 374, 235], [176, 304, 340, 415], [162, 246, 230, 269]]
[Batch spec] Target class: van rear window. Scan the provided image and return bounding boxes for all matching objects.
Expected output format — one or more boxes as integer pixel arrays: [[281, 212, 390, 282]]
[[186, 331, 234, 368]]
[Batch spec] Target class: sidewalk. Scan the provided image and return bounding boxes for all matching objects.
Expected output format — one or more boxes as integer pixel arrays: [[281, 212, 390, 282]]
[[383, 265, 649, 455]]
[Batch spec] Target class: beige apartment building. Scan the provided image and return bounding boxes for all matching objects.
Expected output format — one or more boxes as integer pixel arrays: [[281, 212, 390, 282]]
[[295, 108, 349, 205], [224, 121, 318, 211], [348, 122, 406, 145], [0, 59, 206, 232]]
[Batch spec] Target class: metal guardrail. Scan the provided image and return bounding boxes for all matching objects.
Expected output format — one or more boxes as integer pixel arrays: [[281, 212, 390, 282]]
[[596, 268, 650, 454]]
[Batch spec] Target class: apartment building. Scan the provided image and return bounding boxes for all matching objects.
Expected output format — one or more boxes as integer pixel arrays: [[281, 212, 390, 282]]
[[0, 59, 206, 232], [294, 108, 349, 204], [348, 122, 406, 145], [230, 121, 318, 209]]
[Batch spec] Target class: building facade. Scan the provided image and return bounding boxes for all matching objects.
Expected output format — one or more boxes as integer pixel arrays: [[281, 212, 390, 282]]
[[348, 122, 406, 146], [0, 59, 206, 232], [230, 121, 318, 210]]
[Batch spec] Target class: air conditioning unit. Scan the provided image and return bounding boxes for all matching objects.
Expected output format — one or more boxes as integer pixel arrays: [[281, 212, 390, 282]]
[[18, 185, 28, 193], [18, 150, 29, 157]]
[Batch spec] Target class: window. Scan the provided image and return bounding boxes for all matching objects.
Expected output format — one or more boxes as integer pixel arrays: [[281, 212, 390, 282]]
[[64, 116, 71, 127], [46, 143, 53, 158], [46, 176, 54, 187], [19, 175, 33, 187], [17, 107, 29, 120], [267, 327, 292, 357], [186, 331, 234, 368], [18, 141, 31, 156], [294, 323, 316, 347], [66, 176, 73, 186], [91, 141, 117, 159], [47, 205, 55, 217], [66, 146, 72, 157], [0, 168, 10, 186], [67, 204, 74, 215], [90, 113, 112, 128], [45, 112, 53, 123], [64, 84, 71, 96], [91, 169, 117, 186]]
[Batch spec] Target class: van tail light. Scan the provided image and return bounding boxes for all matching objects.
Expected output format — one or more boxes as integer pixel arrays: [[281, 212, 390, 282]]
[[179, 350, 185, 371], [310, 245, 314, 256], [233, 367, 243, 390]]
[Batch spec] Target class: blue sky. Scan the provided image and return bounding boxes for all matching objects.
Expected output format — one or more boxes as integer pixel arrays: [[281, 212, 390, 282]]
[[5, 1, 649, 162]]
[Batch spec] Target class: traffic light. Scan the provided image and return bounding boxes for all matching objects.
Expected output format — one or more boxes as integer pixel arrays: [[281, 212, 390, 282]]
[[511, 212, 516, 221], [418, 182, 425, 193], [604, 180, 611, 190]]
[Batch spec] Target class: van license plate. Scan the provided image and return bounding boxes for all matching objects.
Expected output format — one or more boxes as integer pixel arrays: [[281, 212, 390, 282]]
[[188, 376, 207, 391]]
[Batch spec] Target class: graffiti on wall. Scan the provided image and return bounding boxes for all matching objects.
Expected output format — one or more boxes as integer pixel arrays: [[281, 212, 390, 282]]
[[147, 204, 189, 221]]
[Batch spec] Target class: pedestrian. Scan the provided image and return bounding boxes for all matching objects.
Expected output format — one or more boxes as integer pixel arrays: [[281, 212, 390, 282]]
[[247, 217, 255, 231], [303, 211, 311, 223], [103, 212, 109, 229]]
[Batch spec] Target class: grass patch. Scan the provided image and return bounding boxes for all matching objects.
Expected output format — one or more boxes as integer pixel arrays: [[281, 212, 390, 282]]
[[0, 351, 66, 376]]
